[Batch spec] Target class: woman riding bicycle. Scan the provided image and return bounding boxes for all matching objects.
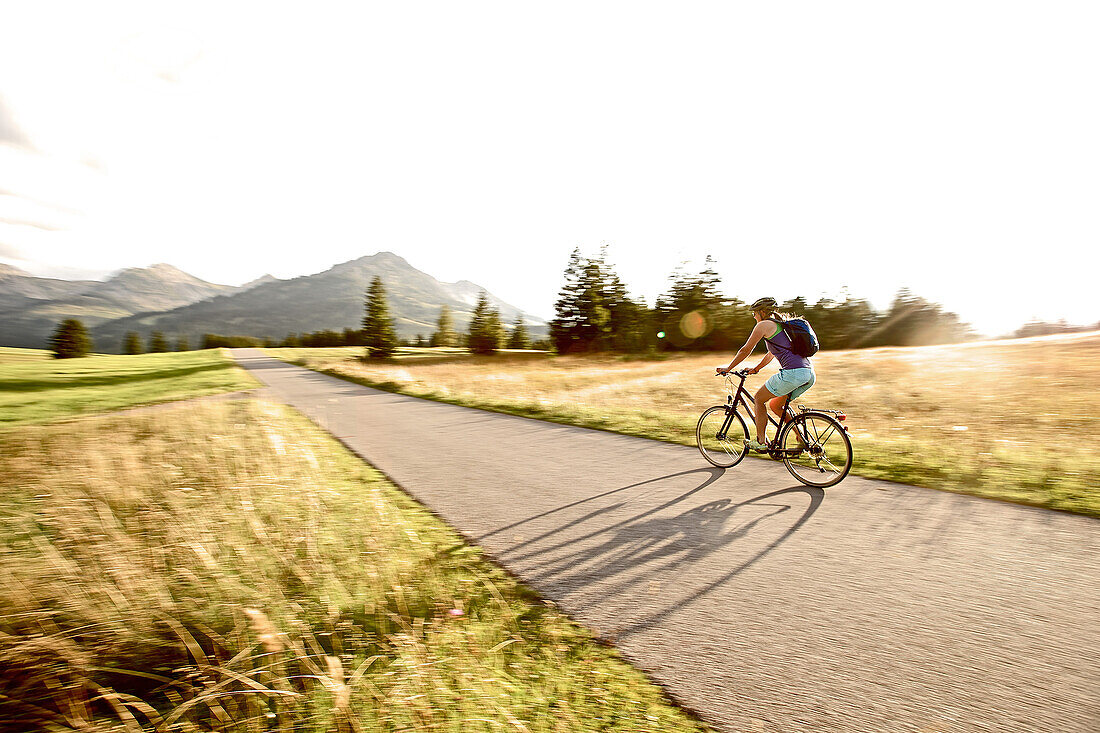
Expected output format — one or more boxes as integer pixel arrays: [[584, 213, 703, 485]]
[[716, 296, 815, 452]]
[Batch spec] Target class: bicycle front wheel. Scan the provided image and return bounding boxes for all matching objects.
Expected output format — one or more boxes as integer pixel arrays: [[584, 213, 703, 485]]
[[696, 405, 750, 468], [779, 412, 853, 488]]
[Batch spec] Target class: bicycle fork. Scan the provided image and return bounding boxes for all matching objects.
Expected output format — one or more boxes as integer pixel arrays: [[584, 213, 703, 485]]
[[715, 405, 737, 441]]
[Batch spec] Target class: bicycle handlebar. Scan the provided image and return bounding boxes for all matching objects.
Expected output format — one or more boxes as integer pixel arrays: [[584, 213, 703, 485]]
[[716, 369, 751, 378]]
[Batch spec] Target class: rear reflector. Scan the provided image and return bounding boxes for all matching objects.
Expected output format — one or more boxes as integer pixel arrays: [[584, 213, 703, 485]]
[[838, 413, 847, 421]]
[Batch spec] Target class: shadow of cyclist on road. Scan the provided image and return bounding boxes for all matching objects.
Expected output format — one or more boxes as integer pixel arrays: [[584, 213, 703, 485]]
[[492, 477, 824, 640]]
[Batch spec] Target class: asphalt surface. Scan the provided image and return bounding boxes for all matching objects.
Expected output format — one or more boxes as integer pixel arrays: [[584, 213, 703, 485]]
[[232, 349, 1099, 733]]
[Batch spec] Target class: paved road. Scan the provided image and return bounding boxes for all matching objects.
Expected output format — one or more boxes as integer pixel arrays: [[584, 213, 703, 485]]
[[232, 349, 1099, 733]]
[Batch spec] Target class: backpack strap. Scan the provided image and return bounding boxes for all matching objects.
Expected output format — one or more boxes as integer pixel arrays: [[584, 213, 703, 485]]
[[764, 316, 794, 351]]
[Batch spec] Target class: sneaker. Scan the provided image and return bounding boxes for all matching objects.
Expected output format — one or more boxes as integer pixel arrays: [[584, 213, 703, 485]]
[[744, 439, 769, 453]]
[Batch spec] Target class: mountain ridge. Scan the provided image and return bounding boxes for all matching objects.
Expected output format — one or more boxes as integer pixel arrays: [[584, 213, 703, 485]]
[[0, 252, 546, 351], [0, 263, 237, 347]]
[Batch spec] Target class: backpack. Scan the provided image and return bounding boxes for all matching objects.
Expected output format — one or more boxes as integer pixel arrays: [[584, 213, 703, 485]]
[[770, 316, 820, 358]]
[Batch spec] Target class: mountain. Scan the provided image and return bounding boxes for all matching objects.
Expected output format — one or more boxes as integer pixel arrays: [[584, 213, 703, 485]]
[[82, 263, 237, 314], [0, 264, 237, 348], [78, 252, 546, 352], [0, 264, 97, 301], [240, 274, 280, 290]]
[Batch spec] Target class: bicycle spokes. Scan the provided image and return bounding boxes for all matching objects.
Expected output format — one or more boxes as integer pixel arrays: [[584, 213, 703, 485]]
[[696, 405, 750, 469], [780, 413, 853, 488]]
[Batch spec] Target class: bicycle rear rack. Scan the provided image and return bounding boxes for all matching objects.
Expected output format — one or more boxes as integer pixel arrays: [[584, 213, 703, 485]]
[[797, 405, 847, 421]]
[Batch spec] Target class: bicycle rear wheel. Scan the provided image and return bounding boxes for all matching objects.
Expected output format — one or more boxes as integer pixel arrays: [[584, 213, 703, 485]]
[[779, 412, 853, 488], [696, 405, 750, 468]]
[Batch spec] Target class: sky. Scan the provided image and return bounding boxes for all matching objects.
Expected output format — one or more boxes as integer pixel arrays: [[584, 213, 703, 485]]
[[0, 1, 1096, 337]]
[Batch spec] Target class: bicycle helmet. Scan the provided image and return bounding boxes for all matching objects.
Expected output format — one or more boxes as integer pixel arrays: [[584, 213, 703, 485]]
[[751, 297, 777, 311]]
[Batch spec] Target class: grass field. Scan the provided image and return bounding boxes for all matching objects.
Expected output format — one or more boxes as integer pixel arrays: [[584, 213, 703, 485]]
[[0, 346, 56, 364], [268, 331, 1100, 517], [0, 399, 708, 732], [279, 346, 551, 365], [0, 348, 259, 427]]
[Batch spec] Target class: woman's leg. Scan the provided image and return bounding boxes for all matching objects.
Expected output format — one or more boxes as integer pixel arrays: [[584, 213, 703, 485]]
[[771, 394, 807, 449], [784, 373, 815, 449], [768, 395, 788, 420], [753, 385, 777, 443]]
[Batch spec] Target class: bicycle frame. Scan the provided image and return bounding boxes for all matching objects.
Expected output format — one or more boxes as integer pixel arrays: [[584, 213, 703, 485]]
[[717, 372, 805, 453]]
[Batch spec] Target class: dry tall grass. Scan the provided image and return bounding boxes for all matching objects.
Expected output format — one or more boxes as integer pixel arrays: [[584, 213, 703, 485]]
[[0, 400, 706, 732], [271, 331, 1100, 515]]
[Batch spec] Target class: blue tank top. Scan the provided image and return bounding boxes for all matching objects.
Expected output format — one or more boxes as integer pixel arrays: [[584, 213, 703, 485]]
[[765, 320, 813, 371]]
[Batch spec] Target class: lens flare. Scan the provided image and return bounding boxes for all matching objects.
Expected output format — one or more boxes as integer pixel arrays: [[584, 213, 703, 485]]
[[679, 310, 710, 340]]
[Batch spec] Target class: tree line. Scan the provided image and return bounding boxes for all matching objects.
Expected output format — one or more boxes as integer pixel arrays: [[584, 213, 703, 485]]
[[548, 247, 976, 354], [360, 277, 542, 357], [46, 321, 193, 358], [1011, 319, 1100, 339], [42, 256, 1095, 359]]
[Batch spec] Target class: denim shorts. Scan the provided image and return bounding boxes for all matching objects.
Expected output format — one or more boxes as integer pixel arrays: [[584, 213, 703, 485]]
[[765, 367, 816, 400]]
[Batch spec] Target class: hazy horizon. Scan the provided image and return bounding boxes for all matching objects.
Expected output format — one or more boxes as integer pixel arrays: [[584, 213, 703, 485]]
[[7, 249, 1098, 340]]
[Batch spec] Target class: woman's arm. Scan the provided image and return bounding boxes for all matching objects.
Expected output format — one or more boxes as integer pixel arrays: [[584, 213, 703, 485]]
[[747, 352, 774, 374], [717, 321, 772, 374]]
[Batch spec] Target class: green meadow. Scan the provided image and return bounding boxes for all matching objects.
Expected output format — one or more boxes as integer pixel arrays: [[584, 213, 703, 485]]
[[0, 348, 259, 427], [0, 346, 55, 364]]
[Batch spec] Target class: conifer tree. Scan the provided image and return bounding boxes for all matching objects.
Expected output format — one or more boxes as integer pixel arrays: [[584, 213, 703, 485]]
[[363, 276, 398, 358], [595, 248, 651, 353], [508, 315, 531, 349], [866, 289, 970, 347], [655, 254, 728, 350], [149, 331, 169, 353], [467, 291, 500, 354], [550, 248, 595, 353], [550, 246, 649, 353], [433, 305, 457, 347], [123, 331, 144, 355], [487, 308, 504, 350], [175, 336, 190, 352], [49, 319, 92, 359]]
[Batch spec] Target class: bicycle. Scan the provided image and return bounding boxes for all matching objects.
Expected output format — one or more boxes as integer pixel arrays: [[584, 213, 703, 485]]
[[695, 369, 853, 488]]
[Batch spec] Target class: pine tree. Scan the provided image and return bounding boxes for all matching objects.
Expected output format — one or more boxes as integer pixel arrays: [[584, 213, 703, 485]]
[[149, 331, 169, 353], [594, 247, 652, 353], [866, 288, 970, 347], [508, 315, 531, 349], [123, 331, 144, 355], [550, 246, 650, 353], [363, 276, 398, 358], [487, 308, 504, 350], [467, 291, 500, 354], [49, 319, 92, 359], [655, 255, 727, 350], [550, 248, 601, 353], [175, 336, 190, 352], [433, 305, 457, 347]]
